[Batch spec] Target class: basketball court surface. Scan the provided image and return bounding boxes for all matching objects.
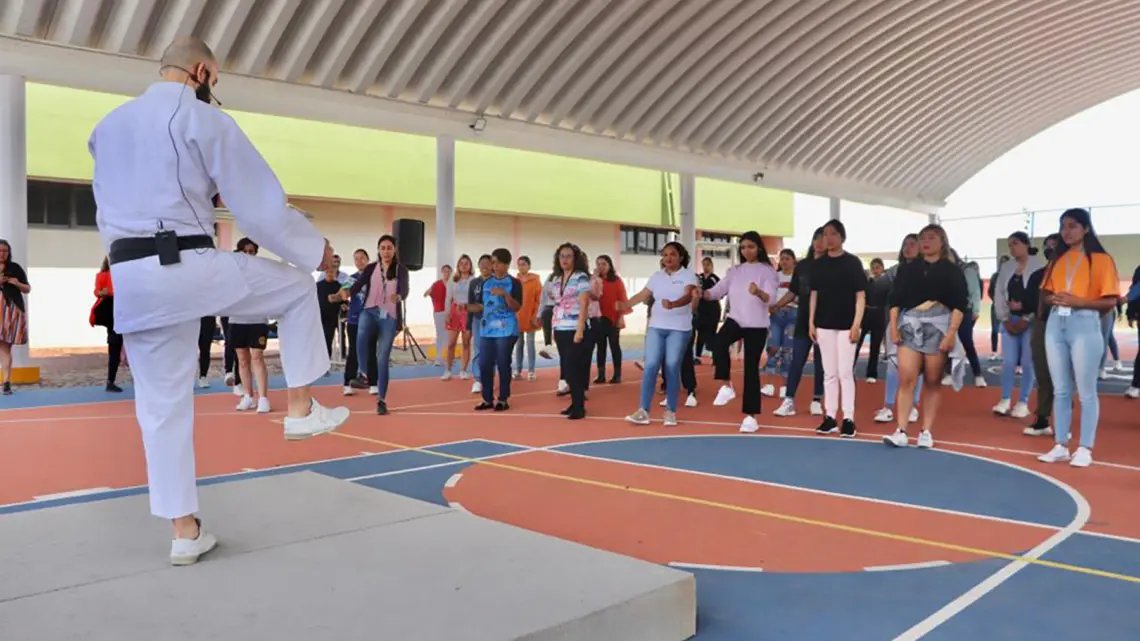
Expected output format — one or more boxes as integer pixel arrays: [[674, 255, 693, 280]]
[[2, 345, 1138, 640]]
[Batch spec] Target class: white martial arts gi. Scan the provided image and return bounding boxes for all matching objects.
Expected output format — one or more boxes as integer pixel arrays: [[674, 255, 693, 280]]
[[89, 81, 343, 521]]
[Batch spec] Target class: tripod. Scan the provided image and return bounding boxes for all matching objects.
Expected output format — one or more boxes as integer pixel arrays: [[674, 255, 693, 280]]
[[396, 300, 428, 362]]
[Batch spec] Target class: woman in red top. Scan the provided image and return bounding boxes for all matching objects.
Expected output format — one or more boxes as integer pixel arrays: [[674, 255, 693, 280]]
[[90, 257, 124, 393], [594, 254, 629, 383], [424, 264, 452, 367]]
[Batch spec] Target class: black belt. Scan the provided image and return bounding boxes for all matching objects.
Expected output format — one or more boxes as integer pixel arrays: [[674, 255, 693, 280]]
[[108, 234, 215, 265]]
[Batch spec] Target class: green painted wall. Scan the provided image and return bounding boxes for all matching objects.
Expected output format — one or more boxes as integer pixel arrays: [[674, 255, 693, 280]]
[[25, 83, 794, 234]]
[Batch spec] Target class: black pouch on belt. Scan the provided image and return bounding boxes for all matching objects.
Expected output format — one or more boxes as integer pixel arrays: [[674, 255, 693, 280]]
[[155, 230, 182, 266]]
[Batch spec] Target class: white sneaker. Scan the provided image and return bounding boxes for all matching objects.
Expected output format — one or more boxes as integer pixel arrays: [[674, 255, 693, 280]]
[[974, 376, 987, 388], [283, 399, 350, 441], [810, 401, 823, 416], [459, 371, 470, 380], [236, 395, 255, 411], [883, 429, 908, 447], [471, 381, 482, 394], [626, 408, 651, 425], [866, 378, 877, 384], [739, 416, 760, 433], [224, 372, 235, 386], [1010, 402, 1030, 419], [557, 379, 569, 394], [713, 385, 736, 407], [908, 407, 919, 423], [941, 375, 953, 387], [779, 385, 787, 398], [197, 377, 210, 389], [663, 410, 678, 427], [528, 371, 537, 381], [1037, 444, 1071, 464], [170, 519, 218, 566], [916, 430, 934, 449], [233, 384, 244, 397], [441, 371, 452, 381], [760, 384, 776, 397], [368, 386, 378, 395], [256, 397, 271, 414], [1070, 446, 1093, 468], [773, 398, 796, 417], [685, 393, 698, 408], [342, 385, 353, 396], [993, 399, 1011, 416], [874, 408, 894, 423], [1125, 387, 1139, 399], [659, 398, 668, 407]]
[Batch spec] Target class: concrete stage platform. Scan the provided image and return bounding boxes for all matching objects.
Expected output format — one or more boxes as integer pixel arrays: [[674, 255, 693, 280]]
[[0, 472, 696, 641]]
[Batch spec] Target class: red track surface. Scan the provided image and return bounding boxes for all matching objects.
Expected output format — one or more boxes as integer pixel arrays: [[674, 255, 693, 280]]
[[2, 361, 1138, 570]]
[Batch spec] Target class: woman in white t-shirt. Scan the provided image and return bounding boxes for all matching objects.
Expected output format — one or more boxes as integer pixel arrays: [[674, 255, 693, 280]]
[[618, 242, 698, 426]]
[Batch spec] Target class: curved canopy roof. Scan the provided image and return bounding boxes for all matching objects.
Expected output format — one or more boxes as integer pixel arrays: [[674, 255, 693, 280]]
[[2, 0, 1137, 214]]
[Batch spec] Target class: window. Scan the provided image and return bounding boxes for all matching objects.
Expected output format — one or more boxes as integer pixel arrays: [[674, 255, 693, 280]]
[[699, 232, 735, 261], [26, 180, 99, 229], [620, 225, 676, 256]]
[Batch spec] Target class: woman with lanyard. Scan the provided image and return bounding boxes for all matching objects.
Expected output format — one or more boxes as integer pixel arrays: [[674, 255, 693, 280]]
[[348, 235, 409, 416], [1038, 208, 1120, 468], [704, 231, 779, 432], [549, 243, 593, 420]]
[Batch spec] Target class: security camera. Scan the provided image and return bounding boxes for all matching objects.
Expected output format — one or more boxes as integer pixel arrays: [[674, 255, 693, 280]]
[[752, 172, 765, 182], [470, 117, 487, 134]]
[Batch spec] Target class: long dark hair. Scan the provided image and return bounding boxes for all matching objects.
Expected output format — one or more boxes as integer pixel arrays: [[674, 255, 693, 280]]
[[1042, 208, 1109, 285], [896, 233, 919, 263], [596, 254, 619, 282], [804, 226, 825, 260], [377, 234, 400, 279], [661, 241, 691, 269], [738, 230, 770, 265], [553, 242, 589, 277]]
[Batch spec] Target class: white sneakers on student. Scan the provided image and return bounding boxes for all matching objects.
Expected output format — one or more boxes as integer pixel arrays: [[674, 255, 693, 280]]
[[1038, 444, 1093, 467], [170, 519, 218, 566], [283, 399, 350, 441]]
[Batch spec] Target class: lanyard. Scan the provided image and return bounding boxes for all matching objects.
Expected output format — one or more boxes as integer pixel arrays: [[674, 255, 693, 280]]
[[1062, 250, 1083, 292]]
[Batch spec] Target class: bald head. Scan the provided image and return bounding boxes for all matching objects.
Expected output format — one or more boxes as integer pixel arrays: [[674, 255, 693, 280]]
[[160, 36, 216, 71]]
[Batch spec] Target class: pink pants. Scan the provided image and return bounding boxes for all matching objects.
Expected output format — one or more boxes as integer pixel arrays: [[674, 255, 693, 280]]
[[816, 328, 857, 420]]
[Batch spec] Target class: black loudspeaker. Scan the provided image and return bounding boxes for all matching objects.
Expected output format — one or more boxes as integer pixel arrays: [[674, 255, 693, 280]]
[[392, 218, 424, 271]]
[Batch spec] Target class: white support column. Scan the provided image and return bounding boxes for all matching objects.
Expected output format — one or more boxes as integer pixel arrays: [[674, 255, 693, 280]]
[[435, 135, 456, 270], [0, 74, 34, 382], [829, 197, 841, 220], [679, 172, 696, 253]]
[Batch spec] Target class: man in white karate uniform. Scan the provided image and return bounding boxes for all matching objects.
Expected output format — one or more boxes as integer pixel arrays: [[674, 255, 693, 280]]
[[89, 37, 351, 565]]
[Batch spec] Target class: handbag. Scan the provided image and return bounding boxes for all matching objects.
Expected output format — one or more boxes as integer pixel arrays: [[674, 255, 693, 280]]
[[93, 296, 114, 329]]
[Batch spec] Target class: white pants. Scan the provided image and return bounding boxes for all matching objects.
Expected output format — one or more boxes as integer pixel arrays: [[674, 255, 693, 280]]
[[816, 328, 857, 420], [433, 310, 448, 364], [123, 255, 329, 519]]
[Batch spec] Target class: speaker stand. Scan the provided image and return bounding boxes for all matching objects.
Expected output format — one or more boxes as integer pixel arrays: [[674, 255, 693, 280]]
[[397, 301, 428, 362]]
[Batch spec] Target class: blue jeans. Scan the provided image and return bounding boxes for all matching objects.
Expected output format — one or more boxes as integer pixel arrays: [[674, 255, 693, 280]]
[[469, 319, 482, 372], [513, 331, 536, 374], [884, 364, 922, 407], [640, 327, 690, 411], [785, 336, 824, 399], [766, 308, 797, 376], [1046, 309, 1104, 449], [480, 335, 519, 403], [1099, 308, 1118, 370], [357, 309, 398, 400], [1000, 315, 1034, 404]]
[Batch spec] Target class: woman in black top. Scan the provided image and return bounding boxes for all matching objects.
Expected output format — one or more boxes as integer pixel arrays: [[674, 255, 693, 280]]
[[695, 257, 721, 363], [809, 219, 868, 438], [770, 227, 826, 418], [0, 239, 31, 395], [884, 224, 969, 450]]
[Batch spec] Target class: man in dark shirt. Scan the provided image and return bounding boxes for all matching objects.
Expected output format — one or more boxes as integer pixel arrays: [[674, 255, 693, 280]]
[[1025, 234, 1060, 435], [467, 254, 492, 394], [316, 269, 344, 357]]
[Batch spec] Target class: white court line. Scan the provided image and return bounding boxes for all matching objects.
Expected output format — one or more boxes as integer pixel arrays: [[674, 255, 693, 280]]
[[0, 438, 484, 511], [669, 562, 764, 573], [343, 447, 535, 483], [448, 502, 468, 512], [34, 487, 112, 501], [865, 561, 951, 572], [444, 473, 463, 488]]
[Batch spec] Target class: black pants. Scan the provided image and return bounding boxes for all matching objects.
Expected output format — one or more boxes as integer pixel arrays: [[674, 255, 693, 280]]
[[856, 309, 885, 379], [957, 312, 982, 377], [107, 329, 123, 384], [321, 317, 338, 358], [345, 322, 379, 385], [694, 313, 719, 358], [594, 316, 622, 380], [198, 316, 216, 378], [541, 307, 554, 347], [220, 316, 240, 386], [714, 318, 768, 415], [554, 328, 592, 411], [990, 306, 999, 352]]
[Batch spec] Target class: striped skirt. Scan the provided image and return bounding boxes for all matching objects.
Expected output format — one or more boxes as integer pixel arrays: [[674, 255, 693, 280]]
[[0, 297, 28, 345]]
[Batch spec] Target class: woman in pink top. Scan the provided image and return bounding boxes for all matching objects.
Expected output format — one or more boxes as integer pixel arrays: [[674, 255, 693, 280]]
[[348, 234, 410, 416], [702, 231, 779, 432]]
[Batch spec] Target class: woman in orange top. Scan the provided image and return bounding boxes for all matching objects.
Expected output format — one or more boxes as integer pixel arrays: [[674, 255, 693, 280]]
[[90, 257, 124, 393], [513, 255, 543, 380], [1038, 208, 1120, 468], [594, 254, 629, 383]]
